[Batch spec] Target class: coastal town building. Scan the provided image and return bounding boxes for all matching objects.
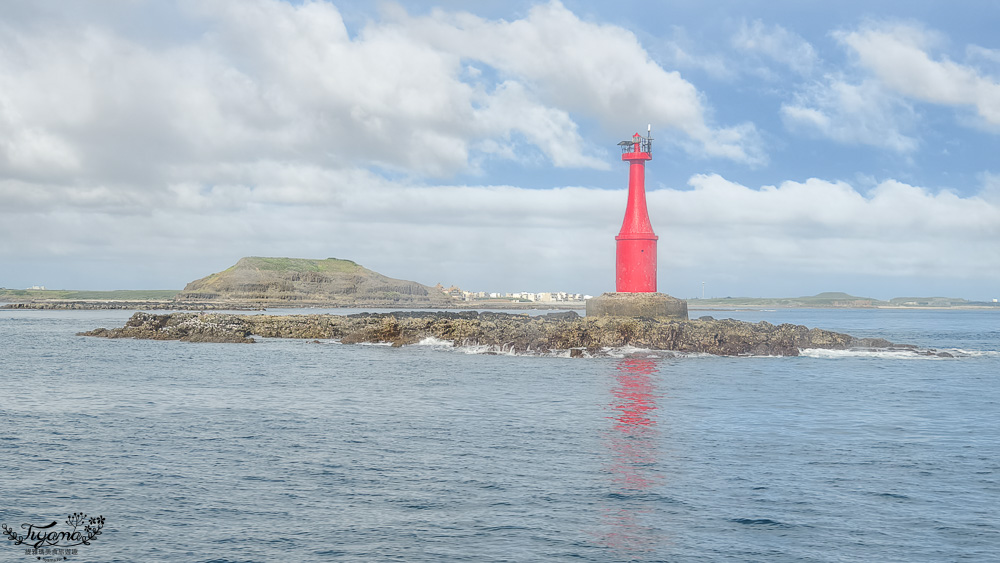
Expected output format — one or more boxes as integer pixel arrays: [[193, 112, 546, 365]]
[[437, 284, 592, 304]]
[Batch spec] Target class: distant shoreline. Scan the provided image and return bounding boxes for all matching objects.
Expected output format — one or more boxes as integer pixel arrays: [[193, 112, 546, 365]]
[[3, 287, 997, 311], [2, 299, 998, 312], [0, 299, 586, 311]]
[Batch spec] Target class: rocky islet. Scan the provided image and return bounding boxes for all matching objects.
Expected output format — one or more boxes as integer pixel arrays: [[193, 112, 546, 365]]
[[79, 310, 907, 357]]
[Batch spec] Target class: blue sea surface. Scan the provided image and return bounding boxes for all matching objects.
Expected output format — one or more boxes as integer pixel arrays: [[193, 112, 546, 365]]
[[1, 308, 998, 562]]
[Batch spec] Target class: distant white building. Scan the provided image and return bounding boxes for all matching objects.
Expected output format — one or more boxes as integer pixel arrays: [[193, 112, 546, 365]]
[[462, 289, 592, 302]]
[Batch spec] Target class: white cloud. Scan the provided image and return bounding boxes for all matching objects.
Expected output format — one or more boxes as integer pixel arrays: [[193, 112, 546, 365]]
[[475, 81, 601, 169], [655, 175, 999, 285], [781, 22, 1000, 150], [394, 1, 764, 164], [781, 78, 919, 152], [839, 23, 1000, 127], [732, 20, 818, 75], [966, 45, 1000, 70], [979, 171, 1000, 203], [3, 168, 996, 295], [657, 39, 735, 81], [0, 0, 764, 194]]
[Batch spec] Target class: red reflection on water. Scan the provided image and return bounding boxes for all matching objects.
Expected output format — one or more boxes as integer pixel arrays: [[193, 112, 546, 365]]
[[607, 358, 660, 490], [611, 358, 658, 430], [596, 357, 666, 554]]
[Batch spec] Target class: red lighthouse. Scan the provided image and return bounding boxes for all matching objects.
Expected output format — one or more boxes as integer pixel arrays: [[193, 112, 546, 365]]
[[616, 128, 657, 292], [587, 126, 686, 320]]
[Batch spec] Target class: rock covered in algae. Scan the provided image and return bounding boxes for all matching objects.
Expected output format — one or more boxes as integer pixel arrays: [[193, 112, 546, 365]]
[[78, 311, 898, 357]]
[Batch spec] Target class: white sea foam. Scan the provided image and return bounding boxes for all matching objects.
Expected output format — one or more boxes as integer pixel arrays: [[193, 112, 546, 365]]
[[600, 346, 719, 359], [406, 341, 735, 358], [799, 348, 924, 359], [457, 343, 524, 356], [414, 336, 454, 347], [601, 344, 654, 358], [378, 339, 997, 360], [945, 348, 1000, 358], [797, 347, 996, 360]]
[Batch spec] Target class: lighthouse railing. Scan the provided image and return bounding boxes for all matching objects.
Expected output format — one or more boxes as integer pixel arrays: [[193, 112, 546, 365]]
[[620, 136, 653, 157]]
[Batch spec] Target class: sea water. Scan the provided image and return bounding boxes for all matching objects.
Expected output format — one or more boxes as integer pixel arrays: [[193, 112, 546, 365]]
[[0, 308, 997, 562]]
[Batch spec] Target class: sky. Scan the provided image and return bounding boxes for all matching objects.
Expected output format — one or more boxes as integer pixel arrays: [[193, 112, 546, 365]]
[[1, 0, 998, 300]]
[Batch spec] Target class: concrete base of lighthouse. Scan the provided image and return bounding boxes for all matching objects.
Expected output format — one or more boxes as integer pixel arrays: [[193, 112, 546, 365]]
[[586, 292, 688, 320]]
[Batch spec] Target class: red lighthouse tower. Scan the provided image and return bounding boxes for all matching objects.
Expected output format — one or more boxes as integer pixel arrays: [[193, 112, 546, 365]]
[[587, 127, 688, 320], [585, 126, 686, 320], [616, 128, 657, 292]]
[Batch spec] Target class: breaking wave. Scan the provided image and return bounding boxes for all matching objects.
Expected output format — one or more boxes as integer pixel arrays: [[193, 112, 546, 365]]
[[414, 336, 454, 347], [409, 339, 717, 358], [600, 345, 715, 359], [798, 347, 998, 360], [331, 338, 997, 360]]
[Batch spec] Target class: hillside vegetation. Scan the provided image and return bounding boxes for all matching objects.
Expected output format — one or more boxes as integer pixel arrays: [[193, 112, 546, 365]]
[[0, 289, 180, 301], [173, 257, 452, 307]]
